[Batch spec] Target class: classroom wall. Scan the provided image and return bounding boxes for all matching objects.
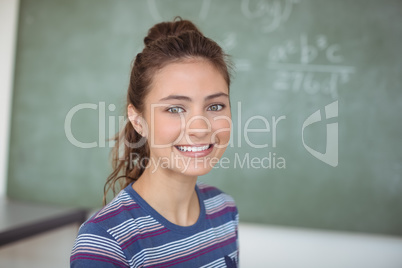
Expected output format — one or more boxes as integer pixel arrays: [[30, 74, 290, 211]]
[[0, 0, 19, 197]]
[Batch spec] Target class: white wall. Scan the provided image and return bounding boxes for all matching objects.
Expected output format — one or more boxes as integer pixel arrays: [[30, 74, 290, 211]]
[[239, 223, 402, 268], [0, 0, 19, 197]]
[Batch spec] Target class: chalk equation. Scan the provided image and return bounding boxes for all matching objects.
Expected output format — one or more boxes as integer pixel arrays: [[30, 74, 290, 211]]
[[217, 32, 252, 72], [147, 0, 213, 21], [148, 0, 299, 31], [241, 0, 300, 32], [268, 34, 355, 98]]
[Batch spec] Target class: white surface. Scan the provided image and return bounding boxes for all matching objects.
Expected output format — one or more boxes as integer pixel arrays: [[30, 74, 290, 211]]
[[0, 224, 78, 268], [239, 223, 402, 268], [0, 0, 19, 197]]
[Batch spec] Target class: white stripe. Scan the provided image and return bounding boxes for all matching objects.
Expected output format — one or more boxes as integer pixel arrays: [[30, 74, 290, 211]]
[[130, 220, 237, 266], [267, 63, 356, 73], [72, 234, 126, 259], [96, 191, 134, 218], [204, 193, 235, 210], [108, 216, 161, 238], [200, 250, 238, 268], [130, 224, 234, 265], [73, 234, 122, 252], [200, 257, 226, 268]]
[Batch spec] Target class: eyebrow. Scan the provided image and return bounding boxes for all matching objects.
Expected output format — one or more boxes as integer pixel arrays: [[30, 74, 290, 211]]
[[159, 92, 229, 102]]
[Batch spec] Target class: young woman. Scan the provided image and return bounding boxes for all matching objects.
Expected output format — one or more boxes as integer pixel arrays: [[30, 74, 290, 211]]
[[71, 18, 239, 268]]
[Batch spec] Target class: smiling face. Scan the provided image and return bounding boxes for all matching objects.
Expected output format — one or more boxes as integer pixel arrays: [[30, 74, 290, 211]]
[[131, 59, 231, 177]]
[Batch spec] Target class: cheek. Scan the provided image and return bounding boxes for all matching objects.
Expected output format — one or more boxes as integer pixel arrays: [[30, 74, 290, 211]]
[[212, 116, 232, 142], [150, 116, 183, 145]]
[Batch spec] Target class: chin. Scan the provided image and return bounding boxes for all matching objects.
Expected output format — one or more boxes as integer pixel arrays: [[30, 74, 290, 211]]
[[179, 167, 213, 177], [176, 157, 218, 177]]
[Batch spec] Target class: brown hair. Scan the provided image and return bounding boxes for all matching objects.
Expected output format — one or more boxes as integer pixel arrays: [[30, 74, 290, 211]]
[[103, 17, 232, 205]]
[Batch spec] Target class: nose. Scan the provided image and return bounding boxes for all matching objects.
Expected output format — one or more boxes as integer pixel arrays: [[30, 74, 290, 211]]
[[186, 115, 211, 140]]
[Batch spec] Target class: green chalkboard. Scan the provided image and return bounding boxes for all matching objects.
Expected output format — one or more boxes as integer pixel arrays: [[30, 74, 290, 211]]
[[8, 0, 402, 236]]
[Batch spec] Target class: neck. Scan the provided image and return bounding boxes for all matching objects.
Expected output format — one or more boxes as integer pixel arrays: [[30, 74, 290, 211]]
[[133, 164, 200, 227]]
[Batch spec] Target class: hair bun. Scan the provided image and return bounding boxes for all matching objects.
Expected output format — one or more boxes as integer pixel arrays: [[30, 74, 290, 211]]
[[144, 17, 203, 46]]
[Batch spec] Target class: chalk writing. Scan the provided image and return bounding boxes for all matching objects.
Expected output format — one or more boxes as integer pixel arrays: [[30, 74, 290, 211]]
[[241, 0, 300, 33], [218, 32, 251, 72], [235, 59, 252, 72], [148, 0, 213, 21], [199, 0, 212, 19], [268, 34, 355, 98], [147, 0, 162, 21], [220, 32, 237, 52]]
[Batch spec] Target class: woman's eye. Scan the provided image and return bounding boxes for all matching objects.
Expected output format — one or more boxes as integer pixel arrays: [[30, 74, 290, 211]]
[[167, 107, 184, 113], [208, 104, 224, 111]]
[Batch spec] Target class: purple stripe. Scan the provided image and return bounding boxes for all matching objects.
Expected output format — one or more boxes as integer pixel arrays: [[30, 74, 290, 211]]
[[70, 253, 127, 268], [121, 228, 170, 250], [198, 185, 216, 193], [88, 204, 140, 223], [150, 235, 237, 267], [206, 206, 237, 220]]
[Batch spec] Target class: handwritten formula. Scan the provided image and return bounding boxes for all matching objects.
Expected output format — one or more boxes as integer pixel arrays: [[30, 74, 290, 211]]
[[148, 0, 299, 32], [241, 0, 300, 32], [268, 34, 355, 98]]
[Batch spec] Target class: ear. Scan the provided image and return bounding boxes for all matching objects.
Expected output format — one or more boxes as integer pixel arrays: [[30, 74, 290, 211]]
[[127, 104, 144, 136]]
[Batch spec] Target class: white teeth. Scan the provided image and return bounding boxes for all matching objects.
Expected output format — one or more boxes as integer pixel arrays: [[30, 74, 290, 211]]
[[177, 145, 210, 152]]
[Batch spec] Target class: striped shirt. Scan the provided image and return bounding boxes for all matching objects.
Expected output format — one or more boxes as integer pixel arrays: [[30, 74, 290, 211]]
[[70, 182, 239, 267]]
